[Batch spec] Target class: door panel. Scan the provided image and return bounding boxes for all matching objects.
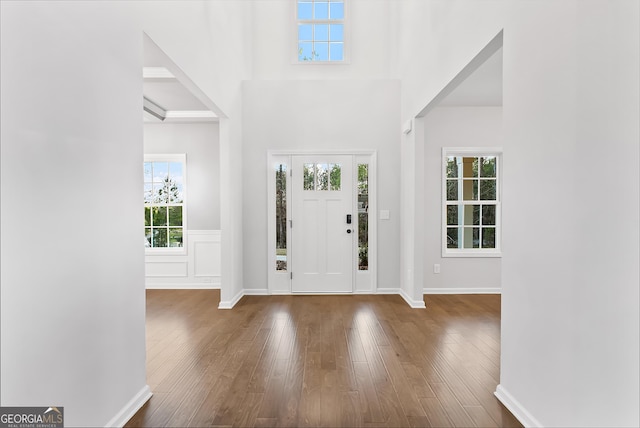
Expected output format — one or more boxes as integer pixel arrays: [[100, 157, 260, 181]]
[[292, 155, 353, 293]]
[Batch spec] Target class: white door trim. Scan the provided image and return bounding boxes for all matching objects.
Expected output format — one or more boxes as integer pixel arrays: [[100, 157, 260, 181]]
[[267, 150, 377, 295]]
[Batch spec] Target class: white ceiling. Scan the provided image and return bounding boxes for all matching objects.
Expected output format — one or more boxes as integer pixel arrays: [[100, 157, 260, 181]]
[[143, 37, 216, 122], [438, 47, 503, 107], [142, 37, 501, 119], [144, 80, 208, 111]]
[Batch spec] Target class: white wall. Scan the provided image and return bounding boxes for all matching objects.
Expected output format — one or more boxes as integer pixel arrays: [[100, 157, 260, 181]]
[[394, 0, 506, 120], [242, 79, 401, 293], [251, 0, 392, 80], [0, 2, 147, 426], [1, 0, 251, 425], [143, 123, 222, 289], [397, 0, 640, 426], [500, 2, 639, 426], [141, 0, 251, 308], [423, 107, 502, 293], [144, 123, 220, 230]]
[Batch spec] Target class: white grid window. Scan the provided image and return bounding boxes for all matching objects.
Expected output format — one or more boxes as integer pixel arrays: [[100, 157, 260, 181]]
[[144, 154, 186, 251], [297, 0, 345, 62], [442, 148, 502, 257]]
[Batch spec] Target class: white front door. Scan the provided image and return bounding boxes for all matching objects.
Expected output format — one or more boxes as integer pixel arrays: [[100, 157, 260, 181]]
[[291, 155, 354, 293]]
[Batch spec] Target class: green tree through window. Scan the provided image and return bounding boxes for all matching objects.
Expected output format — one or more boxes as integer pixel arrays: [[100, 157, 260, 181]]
[[144, 157, 185, 249]]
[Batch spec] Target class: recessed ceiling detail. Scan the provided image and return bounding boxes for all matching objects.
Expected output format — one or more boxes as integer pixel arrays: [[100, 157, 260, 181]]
[[142, 42, 218, 123], [143, 67, 175, 79]]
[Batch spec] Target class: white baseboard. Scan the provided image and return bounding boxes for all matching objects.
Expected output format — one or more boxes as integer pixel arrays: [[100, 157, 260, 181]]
[[376, 288, 426, 308], [376, 287, 400, 294], [424, 287, 501, 294], [105, 384, 152, 427], [218, 289, 244, 309], [146, 281, 220, 290], [494, 384, 542, 428], [399, 288, 426, 308], [243, 288, 269, 295]]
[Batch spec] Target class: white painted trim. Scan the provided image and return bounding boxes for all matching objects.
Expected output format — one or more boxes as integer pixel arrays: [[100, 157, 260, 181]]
[[424, 287, 501, 294], [218, 289, 244, 309], [375, 288, 426, 309], [146, 281, 220, 290], [189, 230, 221, 236], [243, 288, 269, 295], [267, 150, 377, 295], [143, 67, 174, 79], [145, 230, 220, 289], [269, 149, 378, 156], [143, 33, 226, 118], [441, 147, 503, 258], [105, 385, 152, 428], [375, 287, 400, 294], [495, 384, 543, 428], [399, 288, 426, 309], [163, 111, 218, 123]]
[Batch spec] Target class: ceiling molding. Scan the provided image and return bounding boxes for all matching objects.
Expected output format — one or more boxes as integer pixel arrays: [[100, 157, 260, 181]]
[[160, 110, 218, 123], [143, 97, 166, 121], [143, 67, 175, 79]]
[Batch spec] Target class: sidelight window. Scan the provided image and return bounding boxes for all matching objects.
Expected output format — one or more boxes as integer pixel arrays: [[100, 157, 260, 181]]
[[275, 163, 288, 271], [357, 163, 369, 270]]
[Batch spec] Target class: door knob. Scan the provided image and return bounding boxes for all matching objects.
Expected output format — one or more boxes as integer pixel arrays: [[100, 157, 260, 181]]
[[347, 229, 352, 234]]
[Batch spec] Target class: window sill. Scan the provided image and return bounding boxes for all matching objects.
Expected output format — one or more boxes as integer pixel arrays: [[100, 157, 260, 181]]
[[442, 250, 502, 258], [293, 60, 350, 66]]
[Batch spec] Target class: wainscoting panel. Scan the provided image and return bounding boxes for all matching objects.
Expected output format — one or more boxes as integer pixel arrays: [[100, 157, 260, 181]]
[[145, 261, 188, 278], [193, 241, 220, 277], [145, 230, 221, 289]]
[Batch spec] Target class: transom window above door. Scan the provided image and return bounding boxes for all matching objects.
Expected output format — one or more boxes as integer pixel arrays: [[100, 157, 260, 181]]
[[297, 0, 345, 62]]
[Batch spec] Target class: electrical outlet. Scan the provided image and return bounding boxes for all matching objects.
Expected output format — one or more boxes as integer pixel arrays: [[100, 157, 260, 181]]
[[434, 264, 441, 274]]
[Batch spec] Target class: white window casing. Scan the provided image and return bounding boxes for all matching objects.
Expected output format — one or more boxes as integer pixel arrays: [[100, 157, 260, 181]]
[[442, 147, 502, 258]]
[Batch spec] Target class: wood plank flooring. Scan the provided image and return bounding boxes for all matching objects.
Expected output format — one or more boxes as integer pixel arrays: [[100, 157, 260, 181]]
[[126, 290, 522, 427]]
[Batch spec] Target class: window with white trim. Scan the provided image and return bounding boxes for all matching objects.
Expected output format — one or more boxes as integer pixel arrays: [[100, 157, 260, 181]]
[[443, 148, 501, 257], [297, 0, 345, 62], [144, 155, 186, 250]]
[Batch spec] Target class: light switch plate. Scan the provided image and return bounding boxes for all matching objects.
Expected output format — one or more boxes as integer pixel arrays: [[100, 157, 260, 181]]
[[379, 210, 390, 220]]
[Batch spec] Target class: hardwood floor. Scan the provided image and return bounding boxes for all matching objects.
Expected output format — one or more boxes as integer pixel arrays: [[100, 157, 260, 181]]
[[126, 290, 522, 428]]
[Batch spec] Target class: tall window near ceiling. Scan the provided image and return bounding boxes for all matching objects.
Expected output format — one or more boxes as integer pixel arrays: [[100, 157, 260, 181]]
[[443, 148, 501, 257], [144, 154, 186, 250], [297, 0, 345, 62]]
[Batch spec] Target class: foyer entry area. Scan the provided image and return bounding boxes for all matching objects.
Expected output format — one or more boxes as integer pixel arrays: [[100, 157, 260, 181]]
[[127, 290, 522, 427]]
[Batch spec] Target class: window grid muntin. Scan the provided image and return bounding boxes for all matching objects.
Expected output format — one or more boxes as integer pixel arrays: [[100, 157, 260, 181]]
[[303, 163, 342, 191], [144, 158, 185, 249], [297, 0, 345, 62], [443, 152, 501, 254]]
